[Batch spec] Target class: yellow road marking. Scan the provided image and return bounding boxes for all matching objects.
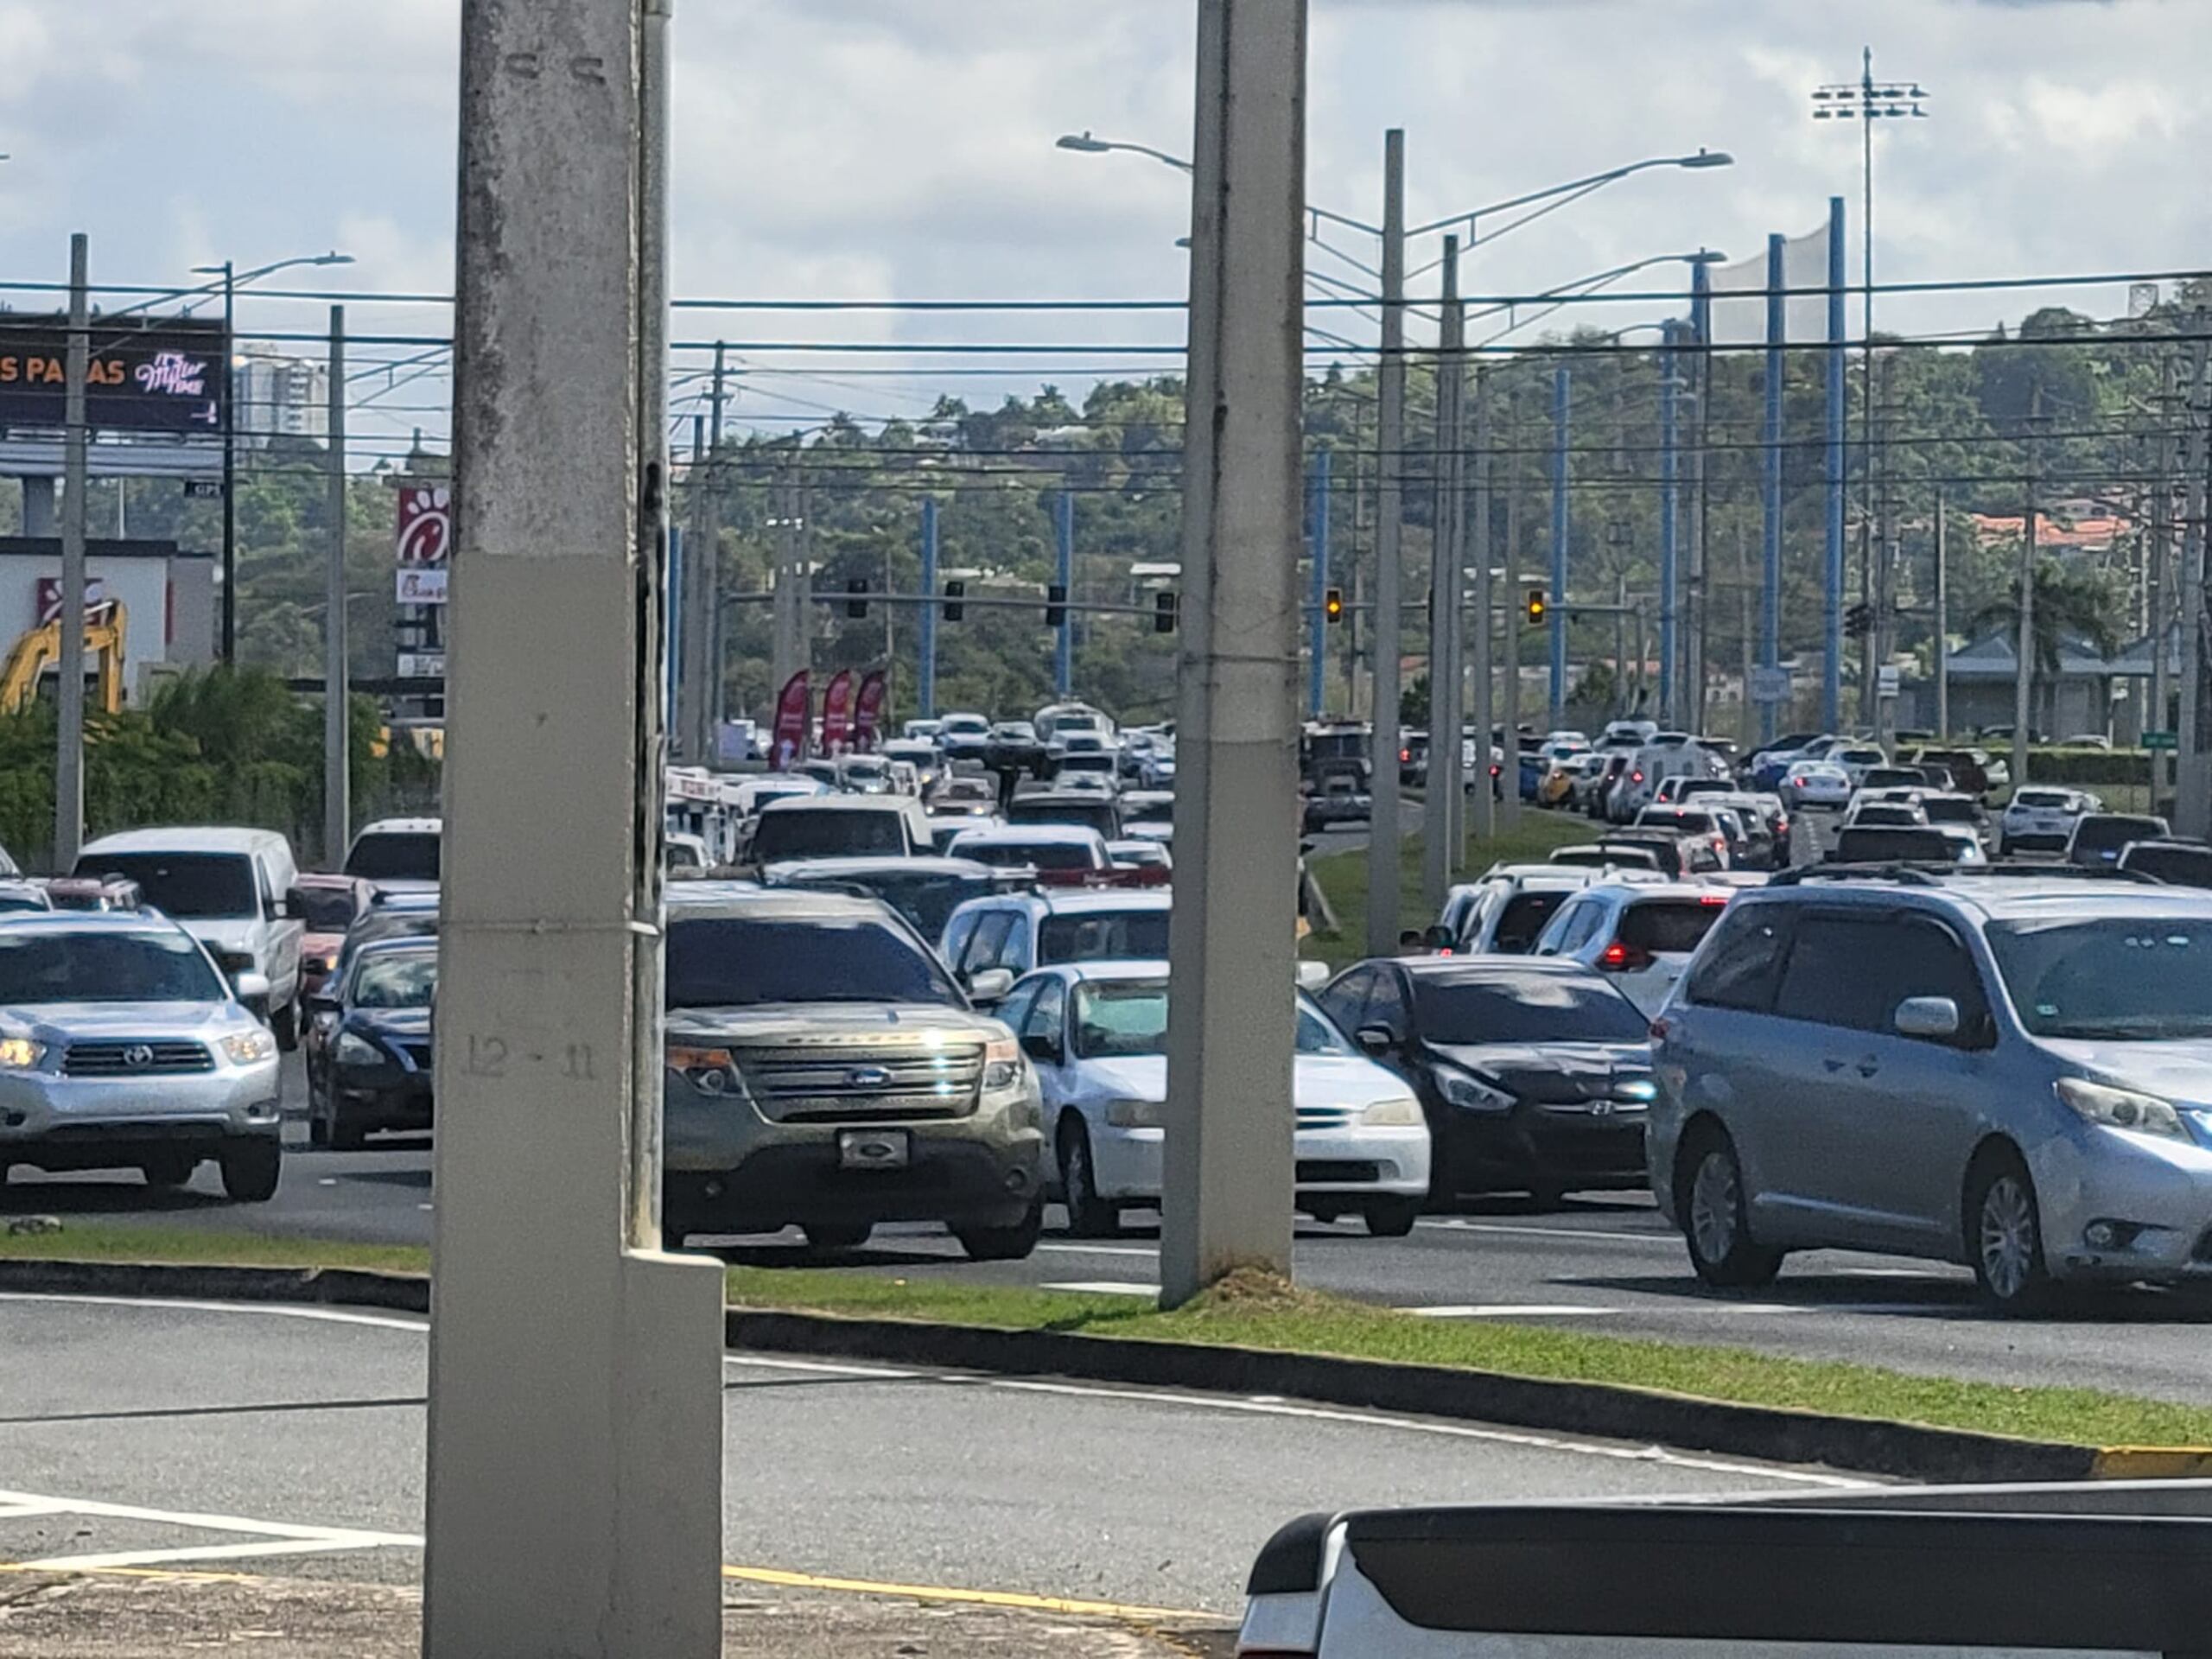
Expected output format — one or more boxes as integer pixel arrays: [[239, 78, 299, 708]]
[[720, 1562, 1219, 1624], [0, 1560, 257, 1585]]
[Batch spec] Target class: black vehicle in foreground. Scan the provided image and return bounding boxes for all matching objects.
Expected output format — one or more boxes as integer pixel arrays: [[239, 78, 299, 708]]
[[1314, 956, 1654, 1207], [304, 937, 437, 1150]]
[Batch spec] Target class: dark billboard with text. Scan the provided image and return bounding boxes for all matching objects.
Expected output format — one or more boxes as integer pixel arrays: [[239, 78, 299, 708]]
[[0, 315, 228, 435]]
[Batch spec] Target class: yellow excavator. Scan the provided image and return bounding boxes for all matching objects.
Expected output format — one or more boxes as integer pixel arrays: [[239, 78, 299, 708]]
[[0, 599, 128, 715]]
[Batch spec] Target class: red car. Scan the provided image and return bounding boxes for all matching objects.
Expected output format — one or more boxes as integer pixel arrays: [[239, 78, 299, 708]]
[[295, 874, 376, 998]]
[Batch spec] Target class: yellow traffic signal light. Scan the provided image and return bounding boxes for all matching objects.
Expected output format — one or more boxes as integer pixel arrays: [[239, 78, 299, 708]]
[[1324, 587, 1344, 624], [1525, 587, 1547, 626]]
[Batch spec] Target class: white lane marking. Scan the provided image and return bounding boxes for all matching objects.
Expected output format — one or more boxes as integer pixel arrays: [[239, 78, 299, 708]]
[[1033, 1242, 1160, 1259], [0, 1498, 73, 1521], [977, 1378, 1866, 1489], [1418, 1218, 1678, 1248], [25, 1534, 419, 1572], [1039, 1281, 1159, 1297], [0, 1292, 426, 1333], [1408, 1304, 1618, 1319], [722, 1354, 918, 1381], [0, 1486, 420, 1570]]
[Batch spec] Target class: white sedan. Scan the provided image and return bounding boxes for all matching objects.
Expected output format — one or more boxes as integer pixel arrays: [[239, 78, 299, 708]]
[[1777, 760, 1852, 811], [1000, 960, 1431, 1237]]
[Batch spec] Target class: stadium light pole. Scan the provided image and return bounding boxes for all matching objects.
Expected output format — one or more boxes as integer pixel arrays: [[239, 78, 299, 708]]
[[190, 251, 354, 665]]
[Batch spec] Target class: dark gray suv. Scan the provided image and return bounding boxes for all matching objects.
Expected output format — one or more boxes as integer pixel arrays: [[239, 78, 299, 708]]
[[1649, 869, 2212, 1312]]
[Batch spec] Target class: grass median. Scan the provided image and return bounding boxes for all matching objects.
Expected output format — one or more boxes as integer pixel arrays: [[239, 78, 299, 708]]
[[7, 1222, 2212, 1451]]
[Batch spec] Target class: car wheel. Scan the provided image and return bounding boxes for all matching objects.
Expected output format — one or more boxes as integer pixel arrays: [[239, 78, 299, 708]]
[[800, 1223, 872, 1253], [1680, 1131, 1783, 1289], [141, 1153, 197, 1190], [1967, 1152, 2054, 1315], [270, 998, 300, 1052], [219, 1138, 283, 1204], [307, 1098, 331, 1150], [1057, 1120, 1118, 1238], [955, 1201, 1044, 1262], [1363, 1198, 1420, 1237], [329, 1109, 367, 1154]]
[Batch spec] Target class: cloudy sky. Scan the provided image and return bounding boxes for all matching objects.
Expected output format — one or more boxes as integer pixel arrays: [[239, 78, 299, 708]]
[[0, 0, 2199, 452]]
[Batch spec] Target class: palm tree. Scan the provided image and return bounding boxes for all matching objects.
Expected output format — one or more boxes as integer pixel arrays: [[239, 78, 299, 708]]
[[1971, 557, 2125, 736]]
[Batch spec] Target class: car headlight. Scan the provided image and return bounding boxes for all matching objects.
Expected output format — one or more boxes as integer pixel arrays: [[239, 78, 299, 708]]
[[1105, 1096, 1166, 1128], [2056, 1077, 2190, 1142], [334, 1032, 385, 1068], [1438, 1068, 1516, 1114], [1360, 1095, 1423, 1127], [667, 1044, 745, 1096], [0, 1037, 43, 1069], [221, 1030, 276, 1065], [1616, 1078, 1658, 1103], [303, 954, 335, 976], [982, 1034, 1022, 1091]]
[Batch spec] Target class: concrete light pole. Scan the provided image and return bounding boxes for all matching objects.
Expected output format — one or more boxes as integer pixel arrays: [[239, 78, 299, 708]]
[[54, 233, 87, 870], [323, 306, 348, 867], [1421, 235, 1465, 911], [424, 3, 724, 1654], [1467, 367, 1496, 841], [1160, 0, 1306, 1307], [1365, 129, 1406, 958]]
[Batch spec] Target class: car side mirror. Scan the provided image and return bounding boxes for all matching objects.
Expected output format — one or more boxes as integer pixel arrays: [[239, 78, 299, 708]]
[[1355, 1024, 1395, 1058], [966, 967, 1014, 1004], [1295, 960, 1331, 992], [279, 886, 306, 922], [234, 971, 272, 1005], [1894, 996, 1961, 1041]]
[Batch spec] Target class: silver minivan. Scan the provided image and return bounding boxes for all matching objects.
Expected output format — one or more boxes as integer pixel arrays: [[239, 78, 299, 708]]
[[1649, 871, 2212, 1312]]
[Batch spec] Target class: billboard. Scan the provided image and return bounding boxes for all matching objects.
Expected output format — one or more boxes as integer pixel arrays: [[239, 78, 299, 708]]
[[396, 567, 448, 605], [0, 315, 227, 435], [396, 485, 452, 565]]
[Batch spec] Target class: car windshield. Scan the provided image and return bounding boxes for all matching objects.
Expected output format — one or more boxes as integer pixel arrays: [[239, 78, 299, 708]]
[[1007, 799, 1116, 836], [1921, 797, 1980, 824], [1491, 891, 1570, 952], [2123, 845, 2212, 887], [353, 951, 438, 1009], [0, 930, 223, 1004], [777, 870, 1000, 938], [2074, 817, 2164, 856], [1069, 982, 1346, 1060], [1038, 909, 1171, 963], [297, 887, 363, 931], [753, 810, 908, 860], [1987, 918, 2212, 1041], [345, 832, 442, 883], [76, 852, 256, 919], [2014, 790, 2075, 810], [955, 838, 1096, 871], [1618, 899, 1728, 955], [1412, 973, 1649, 1045], [666, 915, 957, 1007]]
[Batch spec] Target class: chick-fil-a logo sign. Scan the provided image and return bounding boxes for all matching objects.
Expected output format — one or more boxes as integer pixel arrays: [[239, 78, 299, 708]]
[[397, 486, 452, 566]]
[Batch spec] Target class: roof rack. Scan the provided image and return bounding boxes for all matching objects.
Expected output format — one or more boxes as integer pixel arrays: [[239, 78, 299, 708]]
[[1770, 861, 2163, 888], [1768, 863, 1946, 888]]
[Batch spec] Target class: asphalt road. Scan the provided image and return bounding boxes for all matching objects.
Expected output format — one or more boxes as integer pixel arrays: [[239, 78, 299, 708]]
[[0, 1295, 1845, 1614]]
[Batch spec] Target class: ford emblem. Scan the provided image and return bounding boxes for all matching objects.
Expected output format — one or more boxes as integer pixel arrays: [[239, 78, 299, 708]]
[[845, 1065, 893, 1089]]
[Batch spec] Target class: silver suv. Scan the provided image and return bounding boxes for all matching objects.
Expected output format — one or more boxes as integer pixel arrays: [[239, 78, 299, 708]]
[[1649, 869, 2212, 1311], [661, 885, 1044, 1257], [0, 912, 283, 1199]]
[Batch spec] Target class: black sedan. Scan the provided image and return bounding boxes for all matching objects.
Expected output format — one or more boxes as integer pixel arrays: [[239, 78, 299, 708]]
[[304, 938, 438, 1150], [1313, 956, 1654, 1207]]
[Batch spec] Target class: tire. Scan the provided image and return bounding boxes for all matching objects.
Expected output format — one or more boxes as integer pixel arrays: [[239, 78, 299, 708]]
[[219, 1138, 283, 1204], [307, 1097, 331, 1150], [1679, 1130, 1783, 1289], [270, 998, 300, 1053], [1363, 1197, 1420, 1237], [140, 1153, 198, 1190], [1527, 1183, 1567, 1211], [330, 1109, 367, 1154], [1967, 1151, 2054, 1315], [801, 1222, 872, 1252], [1057, 1120, 1118, 1238], [956, 1202, 1044, 1262]]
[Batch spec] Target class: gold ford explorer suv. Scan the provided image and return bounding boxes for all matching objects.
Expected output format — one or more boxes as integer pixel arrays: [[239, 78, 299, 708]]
[[661, 884, 1044, 1258]]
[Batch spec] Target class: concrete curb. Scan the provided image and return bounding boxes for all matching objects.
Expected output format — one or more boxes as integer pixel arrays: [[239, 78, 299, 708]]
[[0, 1257, 2168, 1484]]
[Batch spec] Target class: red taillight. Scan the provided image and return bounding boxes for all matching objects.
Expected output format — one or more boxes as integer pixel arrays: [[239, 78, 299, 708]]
[[1598, 940, 1651, 971], [1700, 893, 1729, 906], [1599, 942, 1629, 967], [1712, 836, 1726, 855], [1400, 748, 1411, 764], [1630, 770, 1644, 784]]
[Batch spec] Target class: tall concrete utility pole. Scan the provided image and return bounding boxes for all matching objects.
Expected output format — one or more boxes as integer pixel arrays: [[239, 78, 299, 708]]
[[54, 233, 88, 870], [1499, 421, 1522, 831], [1466, 368, 1496, 841], [2151, 352, 2177, 775], [1548, 365, 1570, 727], [1933, 486, 1949, 741], [1759, 233, 1785, 747], [1160, 0, 1306, 1307], [1422, 235, 1465, 910], [425, 3, 724, 1656], [324, 306, 349, 868], [679, 390, 718, 762], [1686, 257, 1713, 735], [770, 462, 804, 693], [1365, 128, 1406, 958], [706, 342, 728, 736], [2179, 325, 2212, 837], [2012, 435, 2038, 795], [918, 496, 939, 720]]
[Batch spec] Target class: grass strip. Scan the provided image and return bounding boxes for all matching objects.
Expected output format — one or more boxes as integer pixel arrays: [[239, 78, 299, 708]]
[[7, 1224, 2210, 1450]]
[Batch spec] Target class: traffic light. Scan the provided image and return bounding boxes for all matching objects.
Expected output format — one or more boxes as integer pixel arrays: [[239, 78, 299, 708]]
[[844, 577, 869, 619], [1324, 586, 1344, 625], [1154, 590, 1179, 634], [1046, 582, 1068, 626], [1844, 601, 1873, 640], [1525, 587, 1547, 626], [942, 580, 965, 622]]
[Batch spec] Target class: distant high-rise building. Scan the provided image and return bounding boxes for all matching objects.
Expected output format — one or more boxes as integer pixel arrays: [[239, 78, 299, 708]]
[[232, 346, 327, 448]]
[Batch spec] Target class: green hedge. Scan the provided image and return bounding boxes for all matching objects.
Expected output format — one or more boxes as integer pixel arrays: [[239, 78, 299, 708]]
[[2019, 747, 2159, 788]]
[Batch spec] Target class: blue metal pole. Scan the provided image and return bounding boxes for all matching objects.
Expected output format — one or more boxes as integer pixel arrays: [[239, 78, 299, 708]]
[[1657, 324, 1679, 723], [1823, 194, 1847, 732], [1761, 232, 1785, 746], [1306, 448, 1332, 719], [918, 496, 939, 720], [1548, 365, 1570, 725], [1054, 489, 1074, 698]]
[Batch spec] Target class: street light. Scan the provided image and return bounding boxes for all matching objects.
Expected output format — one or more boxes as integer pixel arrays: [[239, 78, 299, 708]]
[[188, 251, 354, 664]]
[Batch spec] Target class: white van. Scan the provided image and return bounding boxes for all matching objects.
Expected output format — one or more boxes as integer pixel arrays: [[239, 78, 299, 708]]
[[343, 817, 442, 889], [75, 827, 307, 1048]]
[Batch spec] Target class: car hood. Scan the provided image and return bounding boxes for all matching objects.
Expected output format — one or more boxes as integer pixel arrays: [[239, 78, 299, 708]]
[[180, 918, 262, 955], [664, 1001, 1003, 1045], [0, 1001, 245, 1045], [1425, 1039, 1654, 1104], [2042, 1039, 2212, 1108], [346, 1007, 431, 1043]]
